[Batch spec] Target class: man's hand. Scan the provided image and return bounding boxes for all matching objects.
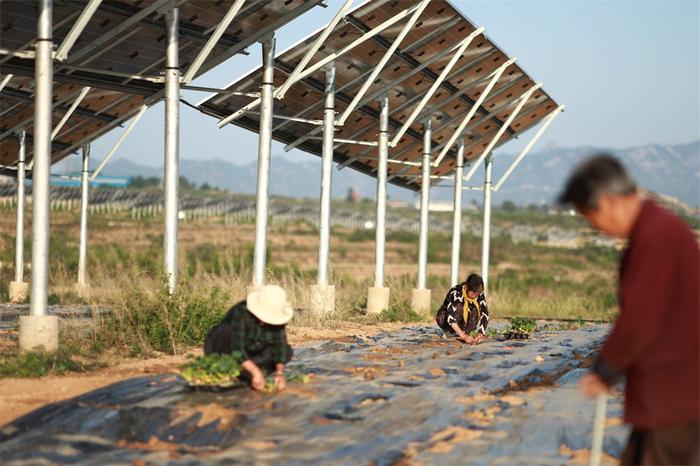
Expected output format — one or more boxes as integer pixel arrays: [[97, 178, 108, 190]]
[[250, 370, 265, 391], [274, 373, 287, 391], [242, 360, 266, 391], [580, 372, 611, 398], [273, 363, 286, 391], [472, 334, 487, 345]]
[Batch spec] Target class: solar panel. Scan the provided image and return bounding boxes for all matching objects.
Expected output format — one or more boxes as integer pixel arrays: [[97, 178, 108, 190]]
[[198, 0, 560, 191], [0, 0, 323, 168]]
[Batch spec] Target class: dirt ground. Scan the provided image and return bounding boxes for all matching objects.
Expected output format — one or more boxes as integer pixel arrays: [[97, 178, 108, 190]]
[[0, 322, 415, 427]]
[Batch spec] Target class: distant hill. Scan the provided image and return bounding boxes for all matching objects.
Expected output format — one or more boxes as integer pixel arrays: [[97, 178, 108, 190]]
[[91, 140, 699, 207], [491, 140, 699, 208]]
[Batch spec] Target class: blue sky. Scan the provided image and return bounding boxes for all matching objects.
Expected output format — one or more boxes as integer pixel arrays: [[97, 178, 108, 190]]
[[73, 0, 700, 171]]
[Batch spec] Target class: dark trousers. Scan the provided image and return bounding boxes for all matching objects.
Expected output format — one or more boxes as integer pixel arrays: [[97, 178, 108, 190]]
[[204, 321, 293, 373], [621, 420, 699, 465]]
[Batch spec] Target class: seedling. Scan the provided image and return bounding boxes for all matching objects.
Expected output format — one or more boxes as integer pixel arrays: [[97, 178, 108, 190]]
[[181, 352, 244, 388], [503, 317, 537, 340], [182, 354, 313, 390]]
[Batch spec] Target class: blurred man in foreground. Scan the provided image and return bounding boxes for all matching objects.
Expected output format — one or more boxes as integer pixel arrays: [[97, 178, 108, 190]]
[[559, 155, 699, 465]]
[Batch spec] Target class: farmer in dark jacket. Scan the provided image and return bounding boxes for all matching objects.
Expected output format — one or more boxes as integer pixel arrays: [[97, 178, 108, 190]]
[[205, 285, 294, 391], [559, 155, 699, 465], [436, 273, 490, 345]]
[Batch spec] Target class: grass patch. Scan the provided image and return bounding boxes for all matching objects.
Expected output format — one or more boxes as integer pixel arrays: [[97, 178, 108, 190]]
[[0, 347, 103, 378], [379, 305, 424, 323]]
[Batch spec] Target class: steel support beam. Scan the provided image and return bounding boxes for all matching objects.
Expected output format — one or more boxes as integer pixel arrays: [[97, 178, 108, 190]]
[[51, 86, 91, 140], [374, 96, 389, 288], [336, 49, 500, 172], [481, 154, 493, 293], [90, 104, 148, 181], [464, 82, 542, 181], [77, 144, 90, 287], [65, 0, 172, 65], [337, 0, 430, 126], [276, 0, 353, 99], [252, 35, 276, 288], [182, 0, 246, 83], [14, 130, 26, 284], [433, 58, 516, 167], [317, 65, 335, 286], [55, 0, 103, 61], [163, 6, 180, 293], [493, 105, 565, 191], [217, 1, 426, 127], [450, 140, 464, 286], [276, 30, 493, 143], [0, 74, 13, 92], [390, 27, 485, 146]]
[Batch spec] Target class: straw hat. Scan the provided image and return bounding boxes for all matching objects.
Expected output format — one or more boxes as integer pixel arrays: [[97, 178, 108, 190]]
[[246, 285, 294, 325]]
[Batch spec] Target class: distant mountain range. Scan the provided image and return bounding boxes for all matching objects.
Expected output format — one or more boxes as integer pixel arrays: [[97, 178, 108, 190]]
[[79, 139, 698, 207]]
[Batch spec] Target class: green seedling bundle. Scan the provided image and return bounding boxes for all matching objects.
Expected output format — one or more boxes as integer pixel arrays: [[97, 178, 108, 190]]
[[503, 317, 537, 340], [181, 352, 244, 387]]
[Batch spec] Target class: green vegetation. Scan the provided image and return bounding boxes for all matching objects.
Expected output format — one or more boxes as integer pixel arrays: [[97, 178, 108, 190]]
[[128, 176, 161, 188], [379, 306, 425, 323], [504, 317, 537, 334], [0, 200, 642, 376], [181, 352, 243, 387], [0, 347, 103, 378]]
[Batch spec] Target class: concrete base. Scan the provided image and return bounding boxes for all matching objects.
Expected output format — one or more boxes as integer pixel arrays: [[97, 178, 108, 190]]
[[309, 284, 335, 316], [9, 281, 29, 303], [19, 315, 59, 353], [367, 287, 390, 315], [411, 288, 432, 315], [74, 282, 90, 298]]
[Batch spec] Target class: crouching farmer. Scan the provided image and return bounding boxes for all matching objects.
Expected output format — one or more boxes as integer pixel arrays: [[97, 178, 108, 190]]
[[436, 273, 490, 345], [205, 285, 294, 391]]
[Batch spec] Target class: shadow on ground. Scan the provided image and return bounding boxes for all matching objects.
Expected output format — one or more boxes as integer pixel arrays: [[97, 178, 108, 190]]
[[1, 324, 628, 465]]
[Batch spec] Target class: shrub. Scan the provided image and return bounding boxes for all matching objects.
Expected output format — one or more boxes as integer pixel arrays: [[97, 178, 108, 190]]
[[0, 348, 102, 378]]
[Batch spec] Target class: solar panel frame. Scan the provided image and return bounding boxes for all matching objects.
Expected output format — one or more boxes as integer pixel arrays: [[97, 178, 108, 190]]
[[198, 0, 560, 192], [0, 0, 323, 168]]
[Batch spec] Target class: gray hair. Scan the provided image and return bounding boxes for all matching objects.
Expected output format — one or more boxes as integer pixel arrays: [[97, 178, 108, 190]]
[[558, 154, 637, 209]]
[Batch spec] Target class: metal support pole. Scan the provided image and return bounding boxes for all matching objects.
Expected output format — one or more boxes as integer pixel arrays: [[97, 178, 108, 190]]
[[417, 120, 431, 290], [317, 64, 335, 286], [374, 96, 389, 288], [14, 130, 26, 283], [29, 0, 53, 317], [21, 0, 58, 352], [450, 140, 464, 286], [481, 154, 493, 293], [77, 144, 89, 287], [367, 96, 390, 314], [163, 6, 180, 293], [252, 34, 276, 288]]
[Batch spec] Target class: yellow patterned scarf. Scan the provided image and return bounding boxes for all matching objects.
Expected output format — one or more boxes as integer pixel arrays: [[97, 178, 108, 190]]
[[462, 285, 481, 323]]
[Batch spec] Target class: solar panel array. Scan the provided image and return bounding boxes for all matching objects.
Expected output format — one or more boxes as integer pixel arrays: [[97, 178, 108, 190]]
[[199, 0, 560, 191], [0, 0, 322, 167]]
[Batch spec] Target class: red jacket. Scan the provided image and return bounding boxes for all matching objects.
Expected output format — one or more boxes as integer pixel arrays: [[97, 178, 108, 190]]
[[596, 200, 700, 428]]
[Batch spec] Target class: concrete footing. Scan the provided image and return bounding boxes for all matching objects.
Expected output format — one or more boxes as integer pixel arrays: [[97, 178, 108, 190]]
[[411, 288, 432, 315], [19, 315, 59, 352], [367, 286, 390, 314], [9, 281, 29, 303], [74, 282, 90, 298], [310, 284, 335, 316]]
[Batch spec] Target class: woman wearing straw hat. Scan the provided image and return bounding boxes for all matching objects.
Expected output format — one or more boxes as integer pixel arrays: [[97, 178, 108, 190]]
[[205, 285, 294, 391]]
